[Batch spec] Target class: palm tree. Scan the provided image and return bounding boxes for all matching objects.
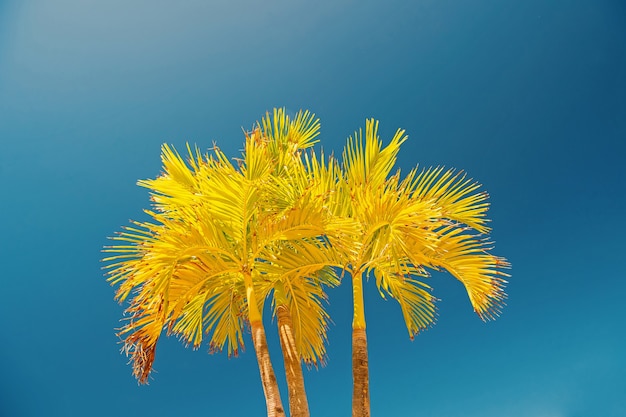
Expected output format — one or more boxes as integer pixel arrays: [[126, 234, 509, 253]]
[[334, 119, 510, 417], [251, 110, 347, 417], [103, 109, 341, 417]]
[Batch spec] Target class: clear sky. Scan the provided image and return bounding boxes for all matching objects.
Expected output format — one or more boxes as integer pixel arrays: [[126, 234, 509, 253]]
[[1, 1, 625, 416]]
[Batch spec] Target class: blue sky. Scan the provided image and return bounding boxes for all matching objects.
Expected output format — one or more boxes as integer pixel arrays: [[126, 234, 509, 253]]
[[1, 1, 625, 416]]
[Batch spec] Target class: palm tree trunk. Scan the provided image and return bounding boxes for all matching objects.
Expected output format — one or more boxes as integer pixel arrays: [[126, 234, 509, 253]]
[[277, 303, 311, 417], [352, 271, 370, 417], [245, 273, 286, 417], [250, 319, 287, 417], [352, 327, 370, 417]]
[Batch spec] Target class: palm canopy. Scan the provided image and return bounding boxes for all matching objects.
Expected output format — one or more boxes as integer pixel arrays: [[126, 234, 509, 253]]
[[103, 109, 341, 382], [336, 119, 509, 337]]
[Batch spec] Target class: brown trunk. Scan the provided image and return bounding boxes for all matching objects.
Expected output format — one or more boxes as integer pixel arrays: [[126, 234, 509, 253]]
[[277, 304, 310, 417], [352, 327, 370, 417], [251, 320, 286, 417]]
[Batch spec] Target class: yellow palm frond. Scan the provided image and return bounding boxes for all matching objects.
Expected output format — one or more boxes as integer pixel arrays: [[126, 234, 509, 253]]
[[110, 252, 170, 384], [261, 108, 320, 153], [422, 225, 510, 320], [118, 300, 162, 384], [106, 217, 251, 374], [261, 175, 326, 243], [258, 240, 340, 366], [371, 264, 435, 339], [191, 156, 261, 247], [410, 167, 491, 234], [342, 119, 407, 190], [300, 148, 360, 246], [283, 269, 337, 366], [242, 128, 274, 182], [169, 264, 246, 356], [170, 287, 207, 348], [137, 144, 204, 214]]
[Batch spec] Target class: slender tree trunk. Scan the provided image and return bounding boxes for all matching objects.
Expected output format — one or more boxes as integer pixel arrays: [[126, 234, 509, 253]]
[[352, 327, 370, 417], [277, 303, 311, 417], [250, 319, 287, 417], [352, 271, 370, 417], [244, 273, 286, 417]]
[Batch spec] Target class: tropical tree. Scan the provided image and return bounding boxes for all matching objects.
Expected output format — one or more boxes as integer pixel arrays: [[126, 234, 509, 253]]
[[103, 109, 341, 417], [333, 119, 510, 417], [251, 110, 348, 417]]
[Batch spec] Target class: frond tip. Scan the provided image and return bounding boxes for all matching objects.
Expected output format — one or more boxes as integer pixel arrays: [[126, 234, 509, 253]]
[[469, 256, 510, 321], [424, 226, 510, 321], [121, 334, 158, 384]]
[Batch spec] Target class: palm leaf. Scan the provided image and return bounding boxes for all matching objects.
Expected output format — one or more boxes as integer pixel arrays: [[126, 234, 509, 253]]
[[261, 108, 321, 153], [258, 240, 339, 365], [371, 264, 435, 339], [424, 225, 510, 320], [410, 167, 491, 234], [342, 119, 407, 190]]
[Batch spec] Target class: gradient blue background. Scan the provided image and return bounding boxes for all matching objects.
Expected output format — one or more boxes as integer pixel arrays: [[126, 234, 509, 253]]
[[1, 1, 625, 416]]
